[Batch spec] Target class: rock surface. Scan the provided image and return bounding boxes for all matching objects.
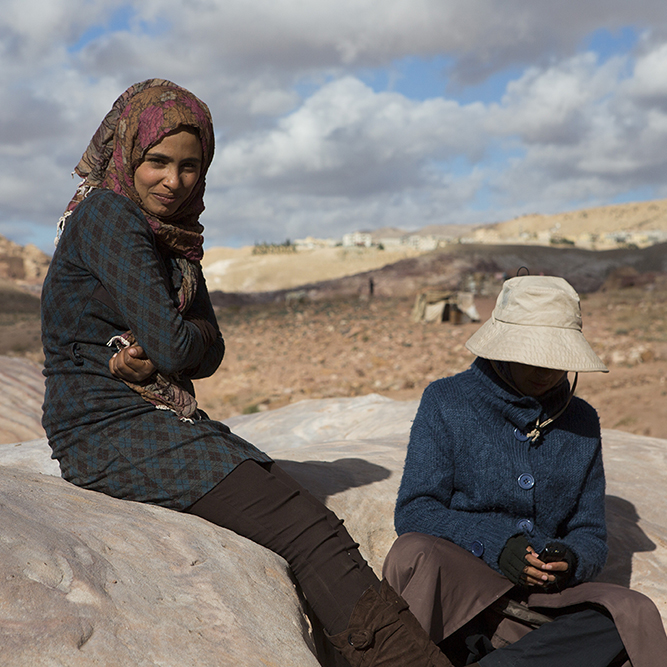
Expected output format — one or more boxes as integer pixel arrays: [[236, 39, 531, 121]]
[[0, 234, 50, 280], [1, 394, 666, 665], [0, 355, 46, 444], [0, 467, 319, 667], [227, 396, 667, 615]]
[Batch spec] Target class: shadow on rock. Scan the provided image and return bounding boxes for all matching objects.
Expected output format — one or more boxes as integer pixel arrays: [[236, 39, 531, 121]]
[[275, 458, 392, 503], [597, 494, 656, 588]]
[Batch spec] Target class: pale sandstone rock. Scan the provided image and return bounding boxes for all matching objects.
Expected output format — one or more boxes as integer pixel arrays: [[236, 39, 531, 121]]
[[21, 242, 51, 280], [0, 467, 320, 667], [226, 394, 413, 575], [227, 398, 667, 623], [596, 429, 667, 614], [0, 355, 46, 444], [1, 395, 666, 666], [226, 394, 417, 451], [0, 437, 60, 475]]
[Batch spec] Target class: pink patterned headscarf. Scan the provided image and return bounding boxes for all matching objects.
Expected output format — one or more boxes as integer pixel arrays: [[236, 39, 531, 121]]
[[58, 79, 215, 261]]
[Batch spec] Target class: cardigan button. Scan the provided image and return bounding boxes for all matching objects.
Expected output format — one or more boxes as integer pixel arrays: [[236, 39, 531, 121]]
[[514, 428, 530, 441], [470, 540, 484, 557], [518, 473, 535, 490], [516, 518, 534, 533]]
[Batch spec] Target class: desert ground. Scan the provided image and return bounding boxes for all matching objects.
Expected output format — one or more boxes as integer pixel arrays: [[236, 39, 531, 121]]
[[189, 280, 667, 439], [2, 235, 666, 441]]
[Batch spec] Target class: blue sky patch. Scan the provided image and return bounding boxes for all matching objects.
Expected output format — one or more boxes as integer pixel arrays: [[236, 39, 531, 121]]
[[610, 185, 657, 205], [357, 56, 528, 107], [68, 6, 136, 53], [293, 73, 338, 102], [583, 26, 640, 63], [67, 5, 169, 53], [359, 56, 451, 100]]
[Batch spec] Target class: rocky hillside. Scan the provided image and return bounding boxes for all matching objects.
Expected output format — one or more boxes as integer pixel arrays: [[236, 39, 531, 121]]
[[388, 197, 667, 246], [208, 241, 667, 306], [0, 234, 50, 282], [0, 280, 43, 364]]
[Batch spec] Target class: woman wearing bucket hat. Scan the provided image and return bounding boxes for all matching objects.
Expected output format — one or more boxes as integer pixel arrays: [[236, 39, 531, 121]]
[[383, 276, 667, 666]]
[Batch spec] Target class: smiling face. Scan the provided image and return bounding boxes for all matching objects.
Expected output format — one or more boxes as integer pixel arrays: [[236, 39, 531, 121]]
[[133, 127, 203, 218], [508, 362, 567, 397]]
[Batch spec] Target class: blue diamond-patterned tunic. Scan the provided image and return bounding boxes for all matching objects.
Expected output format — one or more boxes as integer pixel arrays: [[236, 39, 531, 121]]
[[41, 189, 271, 510]]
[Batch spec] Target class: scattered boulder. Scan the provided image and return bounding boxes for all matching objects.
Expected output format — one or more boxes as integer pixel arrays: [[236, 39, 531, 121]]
[[410, 290, 480, 324], [605, 344, 655, 367]]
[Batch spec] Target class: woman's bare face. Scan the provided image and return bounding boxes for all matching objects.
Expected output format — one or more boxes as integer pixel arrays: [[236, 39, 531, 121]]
[[133, 127, 203, 217]]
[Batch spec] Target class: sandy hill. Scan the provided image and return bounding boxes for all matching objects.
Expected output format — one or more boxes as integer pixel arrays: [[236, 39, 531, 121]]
[[204, 240, 667, 299], [410, 198, 667, 241], [202, 197, 667, 293], [489, 198, 667, 238], [202, 245, 424, 293]]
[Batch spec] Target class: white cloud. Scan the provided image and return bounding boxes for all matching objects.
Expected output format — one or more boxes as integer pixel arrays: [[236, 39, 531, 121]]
[[129, 0, 667, 75], [201, 168, 485, 247], [627, 42, 667, 102], [214, 77, 485, 197], [3, 1, 667, 250], [482, 44, 667, 214], [488, 54, 623, 145]]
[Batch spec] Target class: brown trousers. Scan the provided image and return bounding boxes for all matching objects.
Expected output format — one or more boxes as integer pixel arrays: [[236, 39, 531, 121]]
[[186, 459, 380, 635], [383, 532, 667, 667]]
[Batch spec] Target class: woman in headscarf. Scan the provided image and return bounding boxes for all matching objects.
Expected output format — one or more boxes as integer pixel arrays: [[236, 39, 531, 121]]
[[41, 79, 457, 666], [383, 275, 667, 667]]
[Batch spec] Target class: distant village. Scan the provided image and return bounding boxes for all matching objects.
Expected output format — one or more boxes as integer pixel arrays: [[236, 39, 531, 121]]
[[291, 225, 667, 253]]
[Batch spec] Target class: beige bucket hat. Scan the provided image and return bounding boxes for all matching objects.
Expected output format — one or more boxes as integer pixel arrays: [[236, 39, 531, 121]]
[[465, 275, 608, 372]]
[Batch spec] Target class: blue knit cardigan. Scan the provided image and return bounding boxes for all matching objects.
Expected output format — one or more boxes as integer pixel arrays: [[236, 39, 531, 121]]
[[395, 358, 608, 584]]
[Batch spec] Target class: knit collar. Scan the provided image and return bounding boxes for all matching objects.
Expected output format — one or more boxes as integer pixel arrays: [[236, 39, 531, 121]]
[[467, 358, 572, 437]]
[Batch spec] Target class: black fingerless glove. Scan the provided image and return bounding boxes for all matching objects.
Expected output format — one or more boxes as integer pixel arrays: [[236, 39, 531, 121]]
[[498, 534, 531, 586], [539, 542, 578, 592]]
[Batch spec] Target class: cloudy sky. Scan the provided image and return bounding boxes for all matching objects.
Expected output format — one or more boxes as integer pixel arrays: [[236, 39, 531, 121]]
[[3, 1, 667, 253]]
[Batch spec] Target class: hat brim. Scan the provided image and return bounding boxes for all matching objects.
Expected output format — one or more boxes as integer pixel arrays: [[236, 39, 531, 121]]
[[465, 319, 608, 373]]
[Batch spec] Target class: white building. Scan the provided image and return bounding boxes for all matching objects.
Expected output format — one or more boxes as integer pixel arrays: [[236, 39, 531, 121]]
[[294, 236, 338, 249], [401, 234, 440, 251], [342, 231, 373, 247]]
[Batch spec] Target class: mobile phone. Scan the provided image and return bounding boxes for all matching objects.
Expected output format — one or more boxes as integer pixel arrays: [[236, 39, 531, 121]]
[[539, 544, 565, 563]]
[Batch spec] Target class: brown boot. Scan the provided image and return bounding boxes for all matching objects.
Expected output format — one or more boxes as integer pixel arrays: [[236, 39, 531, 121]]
[[327, 579, 454, 666]]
